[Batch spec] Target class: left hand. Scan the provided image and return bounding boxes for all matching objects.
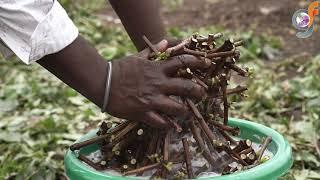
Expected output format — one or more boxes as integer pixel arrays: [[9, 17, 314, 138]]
[[106, 40, 211, 128]]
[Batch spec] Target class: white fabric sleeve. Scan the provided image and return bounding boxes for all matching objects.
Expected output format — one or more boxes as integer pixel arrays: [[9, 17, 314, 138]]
[[0, 40, 14, 59], [0, 0, 79, 64]]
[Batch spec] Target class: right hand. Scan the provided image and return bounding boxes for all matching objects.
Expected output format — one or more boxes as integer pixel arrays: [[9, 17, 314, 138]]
[[106, 40, 211, 128]]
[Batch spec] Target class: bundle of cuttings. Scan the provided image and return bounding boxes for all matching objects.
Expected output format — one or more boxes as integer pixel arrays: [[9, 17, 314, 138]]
[[70, 33, 273, 179]]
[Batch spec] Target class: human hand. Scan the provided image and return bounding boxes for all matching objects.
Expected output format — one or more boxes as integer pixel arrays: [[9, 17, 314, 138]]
[[106, 40, 211, 128]]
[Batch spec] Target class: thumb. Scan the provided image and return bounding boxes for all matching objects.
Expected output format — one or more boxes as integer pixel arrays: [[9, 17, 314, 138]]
[[154, 39, 169, 52]]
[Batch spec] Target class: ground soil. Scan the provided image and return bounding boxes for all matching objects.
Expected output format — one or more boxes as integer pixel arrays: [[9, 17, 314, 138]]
[[164, 0, 320, 58], [95, 0, 313, 123], [99, 0, 320, 59]]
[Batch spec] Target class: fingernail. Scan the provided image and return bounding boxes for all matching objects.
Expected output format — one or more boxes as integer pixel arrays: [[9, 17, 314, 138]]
[[202, 92, 208, 100], [158, 39, 168, 46], [204, 58, 211, 67], [157, 40, 168, 52], [160, 39, 167, 43]]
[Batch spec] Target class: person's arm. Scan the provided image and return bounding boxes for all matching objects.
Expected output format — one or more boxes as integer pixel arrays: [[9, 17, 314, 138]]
[[1, 0, 208, 129], [38, 36, 210, 128], [108, 0, 166, 51], [38, 36, 107, 108]]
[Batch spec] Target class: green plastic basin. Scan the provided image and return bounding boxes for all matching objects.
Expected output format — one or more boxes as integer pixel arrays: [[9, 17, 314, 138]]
[[64, 118, 292, 180]]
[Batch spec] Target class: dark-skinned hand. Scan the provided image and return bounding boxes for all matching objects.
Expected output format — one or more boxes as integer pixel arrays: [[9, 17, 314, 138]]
[[106, 40, 211, 128]]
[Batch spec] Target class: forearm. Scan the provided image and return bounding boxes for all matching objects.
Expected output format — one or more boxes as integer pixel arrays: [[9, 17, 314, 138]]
[[37, 36, 108, 108], [109, 0, 165, 51]]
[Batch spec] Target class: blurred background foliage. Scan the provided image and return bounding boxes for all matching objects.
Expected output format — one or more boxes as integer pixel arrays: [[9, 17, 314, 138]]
[[0, 0, 319, 179]]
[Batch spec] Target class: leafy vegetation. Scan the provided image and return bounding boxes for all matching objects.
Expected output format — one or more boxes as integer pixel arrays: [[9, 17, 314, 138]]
[[0, 0, 319, 179], [237, 56, 320, 179]]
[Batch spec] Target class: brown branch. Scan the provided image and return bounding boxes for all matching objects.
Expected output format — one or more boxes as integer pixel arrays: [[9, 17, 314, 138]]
[[209, 120, 240, 135], [142, 35, 159, 54], [234, 40, 244, 47], [226, 85, 248, 95], [227, 64, 248, 77], [140, 131, 159, 168], [213, 32, 223, 39], [135, 143, 143, 165], [192, 74, 209, 90], [161, 130, 171, 178], [189, 38, 198, 49], [70, 134, 110, 151], [196, 37, 208, 43], [207, 50, 235, 58], [186, 99, 217, 144], [184, 47, 206, 56], [156, 134, 163, 155], [232, 139, 252, 153], [104, 131, 136, 149], [123, 162, 161, 176], [163, 131, 170, 162], [221, 74, 229, 125], [182, 138, 194, 179], [161, 130, 170, 178], [186, 99, 203, 120], [207, 47, 219, 53], [246, 153, 256, 164], [254, 136, 272, 165], [189, 120, 216, 166], [109, 120, 130, 134], [204, 62, 216, 83], [223, 146, 248, 166], [201, 130, 216, 153], [199, 33, 223, 44], [165, 39, 190, 56], [207, 33, 214, 44], [78, 155, 102, 170], [166, 116, 182, 132], [239, 147, 253, 155], [217, 128, 237, 145], [113, 121, 139, 143]]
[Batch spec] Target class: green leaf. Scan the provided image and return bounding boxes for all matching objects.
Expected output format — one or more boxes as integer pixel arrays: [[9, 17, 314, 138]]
[[290, 121, 315, 143], [295, 151, 320, 168], [0, 132, 23, 142], [294, 169, 320, 180], [0, 100, 18, 112], [99, 46, 118, 60], [68, 96, 86, 106]]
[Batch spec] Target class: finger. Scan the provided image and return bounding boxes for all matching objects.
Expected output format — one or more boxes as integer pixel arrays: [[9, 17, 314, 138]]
[[154, 39, 169, 52], [151, 95, 189, 116], [140, 39, 168, 57], [141, 111, 169, 129], [162, 55, 211, 74], [163, 78, 206, 100]]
